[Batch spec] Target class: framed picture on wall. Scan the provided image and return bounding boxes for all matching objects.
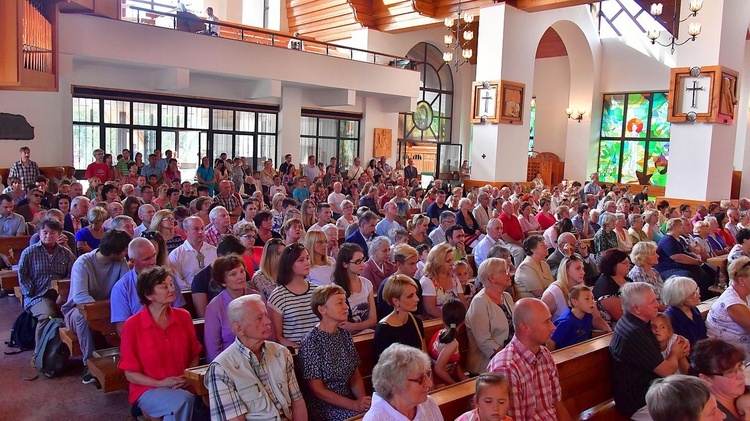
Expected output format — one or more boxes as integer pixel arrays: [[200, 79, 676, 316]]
[[470, 81, 501, 123], [499, 80, 525, 124]]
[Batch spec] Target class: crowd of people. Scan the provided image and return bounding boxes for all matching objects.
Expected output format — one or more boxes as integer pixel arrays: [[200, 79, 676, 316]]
[[6, 144, 750, 420]]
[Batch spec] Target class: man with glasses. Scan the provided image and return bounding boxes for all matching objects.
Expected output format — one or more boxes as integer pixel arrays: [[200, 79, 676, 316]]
[[0, 194, 26, 237], [84, 149, 110, 182], [488, 298, 570, 421], [345, 211, 378, 257], [610, 282, 689, 420], [16, 187, 47, 223], [547, 232, 597, 281], [110, 237, 185, 335], [206, 294, 307, 421], [169, 216, 218, 292]]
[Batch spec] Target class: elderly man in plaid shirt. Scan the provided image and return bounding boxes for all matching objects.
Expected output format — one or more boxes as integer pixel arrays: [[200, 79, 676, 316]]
[[9, 146, 39, 188], [205, 295, 307, 421], [487, 298, 571, 421]]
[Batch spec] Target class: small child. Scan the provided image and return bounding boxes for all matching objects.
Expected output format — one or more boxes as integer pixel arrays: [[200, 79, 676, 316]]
[[453, 260, 476, 301], [429, 299, 468, 386], [454, 372, 512, 421], [549, 285, 595, 350], [736, 392, 750, 421], [415, 244, 429, 279], [651, 313, 690, 374], [393, 229, 410, 246]]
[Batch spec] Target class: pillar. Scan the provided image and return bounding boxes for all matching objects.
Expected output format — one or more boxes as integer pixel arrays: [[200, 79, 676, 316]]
[[279, 86, 302, 166]]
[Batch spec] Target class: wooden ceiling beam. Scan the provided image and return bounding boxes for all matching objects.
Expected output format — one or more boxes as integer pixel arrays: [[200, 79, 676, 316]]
[[515, 0, 597, 13]]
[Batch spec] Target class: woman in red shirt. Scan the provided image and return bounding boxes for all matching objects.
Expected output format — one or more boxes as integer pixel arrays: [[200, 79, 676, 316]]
[[118, 266, 207, 421]]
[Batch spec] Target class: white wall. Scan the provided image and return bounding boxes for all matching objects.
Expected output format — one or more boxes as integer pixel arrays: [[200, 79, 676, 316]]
[[599, 38, 671, 93], [532, 56, 570, 159]]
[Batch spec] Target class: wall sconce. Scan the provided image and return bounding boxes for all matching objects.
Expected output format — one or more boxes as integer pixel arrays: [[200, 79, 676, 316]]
[[566, 107, 586, 123]]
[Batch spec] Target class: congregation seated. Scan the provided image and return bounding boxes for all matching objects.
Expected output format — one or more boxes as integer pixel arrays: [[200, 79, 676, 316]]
[[541, 217, 574, 251], [0, 193, 28, 237], [543, 255, 610, 332], [75, 206, 107, 254], [28, 208, 76, 253], [406, 214, 432, 250], [150, 209, 184, 253], [376, 244, 425, 319], [361, 236, 396, 291], [110, 237, 186, 335], [593, 248, 632, 327], [304, 229, 335, 286], [233, 221, 259, 272], [62, 229, 130, 383], [253, 210, 281, 247], [428, 210, 454, 245], [205, 295, 307, 420], [662, 276, 707, 346], [706, 257, 750, 358], [728, 227, 750, 264], [610, 282, 689, 419], [445, 224, 468, 261], [119, 266, 207, 421], [345, 210, 379, 256], [298, 285, 371, 420], [419, 242, 465, 318], [689, 339, 747, 420], [705, 215, 731, 255], [627, 241, 665, 303], [593, 212, 618, 255], [363, 343, 442, 421], [134, 203, 155, 237], [655, 218, 713, 299], [549, 285, 600, 350], [515, 235, 554, 299]]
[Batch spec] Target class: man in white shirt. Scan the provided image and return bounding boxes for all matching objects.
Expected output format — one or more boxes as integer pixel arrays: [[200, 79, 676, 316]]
[[327, 182, 346, 218], [303, 155, 321, 181], [168, 217, 218, 291], [347, 157, 364, 181], [102, 202, 123, 230], [428, 211, 455, 245], [134, 204, 156, 237], [308, 203, 332, 232], [269, 175, 286, 197], [472, 192, 492, 234], [474, 218, 506, 268]]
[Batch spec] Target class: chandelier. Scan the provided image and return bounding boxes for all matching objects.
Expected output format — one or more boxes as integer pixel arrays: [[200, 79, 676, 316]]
[[442, 1, 474, 71], [646, 0, 703, 54]]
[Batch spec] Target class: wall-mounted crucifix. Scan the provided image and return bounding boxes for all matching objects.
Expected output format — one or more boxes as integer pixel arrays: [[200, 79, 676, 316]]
[[481, 90, 493, 113], [685, 80, 704, 108]]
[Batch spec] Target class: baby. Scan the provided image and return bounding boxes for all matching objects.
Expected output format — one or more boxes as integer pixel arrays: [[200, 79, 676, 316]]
[[651, 313, 690, 374], [453, 260, 476, 301], [455, 372, 512, 421], [736, 392, 750, 421]]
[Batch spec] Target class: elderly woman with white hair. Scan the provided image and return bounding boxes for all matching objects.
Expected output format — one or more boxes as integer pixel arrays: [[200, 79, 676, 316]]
[[363, 343, 443, 421], [362, 236, 396, 291], [706, 256, 750, 360], [704, 215, 730, 256], [593, 212, 618, 255], [627, 241, 665, 303], [465, 258, 515, 375], [662, 276, 707, 346], [628, 213, 650, 246], [613, 213, 633, 253], [645, 375, 723, 421]]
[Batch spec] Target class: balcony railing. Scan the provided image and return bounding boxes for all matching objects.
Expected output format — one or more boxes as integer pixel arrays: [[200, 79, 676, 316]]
[[128, 6, 415, 69]]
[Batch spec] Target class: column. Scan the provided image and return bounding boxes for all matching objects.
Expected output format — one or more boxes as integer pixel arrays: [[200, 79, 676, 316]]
[[278, 86, 302, 166]]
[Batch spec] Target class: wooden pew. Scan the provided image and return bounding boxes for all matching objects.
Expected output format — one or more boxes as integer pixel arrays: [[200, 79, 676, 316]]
[[0, 235, 33, 293]]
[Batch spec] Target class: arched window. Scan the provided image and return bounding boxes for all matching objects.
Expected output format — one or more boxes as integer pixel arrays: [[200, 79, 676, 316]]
[[398, 42, 454, 143]]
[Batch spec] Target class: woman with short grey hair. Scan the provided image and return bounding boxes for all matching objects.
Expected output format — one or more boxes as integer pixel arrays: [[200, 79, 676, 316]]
[[662, 276, 707, 346], [362, 236, 395, 291], [646, 375, 720, 421], [628, 241, 665, 303], [628, 213, 649, 245], [593, 212, 618, 255], [363, 343, 443, 421]]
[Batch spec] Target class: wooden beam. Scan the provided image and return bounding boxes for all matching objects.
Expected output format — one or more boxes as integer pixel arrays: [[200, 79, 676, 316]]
[[515, 0, 596, 13]]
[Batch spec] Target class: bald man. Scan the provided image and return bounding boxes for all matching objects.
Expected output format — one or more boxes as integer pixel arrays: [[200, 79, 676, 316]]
[[488, 298, 570, 421], [110, 238, 185, 334], [547, 232, 599, 282]]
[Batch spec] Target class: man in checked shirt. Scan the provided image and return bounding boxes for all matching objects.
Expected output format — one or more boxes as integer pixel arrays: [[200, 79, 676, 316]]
[[205, 295, 307, 421], [487, 298, 571, 421]]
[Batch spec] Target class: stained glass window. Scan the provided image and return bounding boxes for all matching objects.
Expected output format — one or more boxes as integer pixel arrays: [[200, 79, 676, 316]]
[[598, 92, 670, 186], [529, 98, 536, 155]]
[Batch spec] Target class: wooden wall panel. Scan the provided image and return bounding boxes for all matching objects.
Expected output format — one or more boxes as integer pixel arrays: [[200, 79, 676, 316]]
[[287, 0, 373, 42], [535, 27, 568, 59]]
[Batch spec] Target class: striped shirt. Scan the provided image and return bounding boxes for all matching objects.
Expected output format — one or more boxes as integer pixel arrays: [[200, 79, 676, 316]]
[[18, 242, 75, 310], [267, 282, 318, 344], [9, 160, 39, 188]]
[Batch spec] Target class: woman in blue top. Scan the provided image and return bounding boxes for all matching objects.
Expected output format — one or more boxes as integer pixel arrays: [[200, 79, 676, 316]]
[[196, 156, 216, 196], [75, 206, 107, 254], [662, 276, 707, 346]]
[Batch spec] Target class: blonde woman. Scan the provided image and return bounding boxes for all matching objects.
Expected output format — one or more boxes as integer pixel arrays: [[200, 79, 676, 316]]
[[336, 199, 358, 233], [149, 209, 184, 253], [419, 242, 466, 318], [614, 213, 633, 252], [304, 231, 335, 286], [248, 238, 285, 300], [75, 206, 108, 254], [152, 184, 169, 209], [300, 198, 316, 230], [407, 214, 432, 249], [542, 256, 612, 330], [270, 192, 286, 230]]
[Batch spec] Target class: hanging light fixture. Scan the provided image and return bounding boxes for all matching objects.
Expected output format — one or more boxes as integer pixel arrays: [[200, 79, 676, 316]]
[[646, 0, 703, 54], [443, 0, 474, 71]]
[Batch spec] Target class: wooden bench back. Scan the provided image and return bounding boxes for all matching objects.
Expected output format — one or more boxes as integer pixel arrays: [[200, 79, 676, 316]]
[[0, 166, 74, 187], [0, 235, 32, 265], [553, 334, 613, 416]]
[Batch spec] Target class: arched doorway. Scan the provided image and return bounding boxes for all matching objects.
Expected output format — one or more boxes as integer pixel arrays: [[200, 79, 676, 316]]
[[397, 42, 458, 185]]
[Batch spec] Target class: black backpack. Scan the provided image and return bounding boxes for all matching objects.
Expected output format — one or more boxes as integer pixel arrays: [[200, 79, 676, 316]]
[[5, 311, 36, 354], [34, 318, 69, 378]]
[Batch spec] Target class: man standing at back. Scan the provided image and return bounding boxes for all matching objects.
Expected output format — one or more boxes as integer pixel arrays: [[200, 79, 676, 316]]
[[487, 298, 570, 421], [9, 146, 39, 188], [62, 229, 130, 384]]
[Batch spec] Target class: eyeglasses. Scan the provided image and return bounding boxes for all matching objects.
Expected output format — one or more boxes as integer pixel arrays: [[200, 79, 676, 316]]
[[407, 370, 432, 386], [349, 258, 365, 265], [141, 231, 158, 240], [162, 217, 175, 222], [241, 233, 256, 239], [32, 194, 42, 198], [707, 362, 748, 378]]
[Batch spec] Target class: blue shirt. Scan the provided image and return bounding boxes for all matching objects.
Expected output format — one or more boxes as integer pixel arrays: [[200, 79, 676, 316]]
[[75, 227, 105, 250], [141, 164, 163, 180], [551, 308, 592, 349], [655, 235, 690, 273], [664, 305, 707, 346], [110, 268, 185, 324], [0, 212, 26, 237], [376, 219, 403, 242], [293, 186, 310, 202]]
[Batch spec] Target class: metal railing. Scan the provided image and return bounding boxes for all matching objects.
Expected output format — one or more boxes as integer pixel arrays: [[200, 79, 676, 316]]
[[127, 6, 415, 69]]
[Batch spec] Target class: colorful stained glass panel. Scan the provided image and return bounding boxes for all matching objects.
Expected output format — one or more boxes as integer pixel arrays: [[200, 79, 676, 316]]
[[601, 94, 625, 137], [624, 93, 650, 138], [620, 141, 646, 183], [646, 141, 669, 186], [597, 140, 621, 183], [649, 93, 670, 138]]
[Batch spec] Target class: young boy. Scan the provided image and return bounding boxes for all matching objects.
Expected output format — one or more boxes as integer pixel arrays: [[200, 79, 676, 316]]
[[549, 285, 596, 350]]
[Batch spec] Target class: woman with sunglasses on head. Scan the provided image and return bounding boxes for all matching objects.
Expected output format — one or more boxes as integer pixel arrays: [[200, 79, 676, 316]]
[[363, 343, 443, 421], [141, 230, 169, 266], [150, 209, 184, 253], [267, 243, 318, 348], [298, 285, 372, 420], [332, 243, 377, 335]]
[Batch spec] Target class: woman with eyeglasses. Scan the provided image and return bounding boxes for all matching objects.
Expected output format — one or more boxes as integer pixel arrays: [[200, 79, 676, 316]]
[[363, 343, 443, 421], [706, 257, 750, 360], [662, 276, 707, 346], [149, 209, 184, 253], [298, 285, 371, 420], [332, 243, 377, 335], [690, 338, 747, 419], [303, 231, 334, 286], [249, 238, 284, 300], [233, 221, 258, 275], [267, 243, 318, 348]]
